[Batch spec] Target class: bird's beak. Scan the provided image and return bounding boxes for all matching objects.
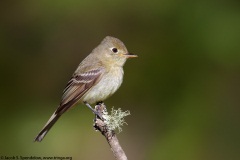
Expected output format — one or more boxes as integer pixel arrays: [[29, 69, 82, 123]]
[[124, 53, 138, 58]]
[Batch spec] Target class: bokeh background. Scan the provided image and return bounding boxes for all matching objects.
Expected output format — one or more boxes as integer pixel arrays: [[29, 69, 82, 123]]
[[1, 0, 240, 159]]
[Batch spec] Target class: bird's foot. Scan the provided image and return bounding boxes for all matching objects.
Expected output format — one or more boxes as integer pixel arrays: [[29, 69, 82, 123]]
[[84, 101, 103, 120]]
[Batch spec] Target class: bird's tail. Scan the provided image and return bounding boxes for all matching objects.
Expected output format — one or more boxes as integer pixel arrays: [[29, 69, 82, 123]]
[[34, 111, 61, 142]]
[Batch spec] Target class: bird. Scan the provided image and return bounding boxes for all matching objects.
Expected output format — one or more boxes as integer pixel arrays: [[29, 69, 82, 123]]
[[34, 36, 137, 142]]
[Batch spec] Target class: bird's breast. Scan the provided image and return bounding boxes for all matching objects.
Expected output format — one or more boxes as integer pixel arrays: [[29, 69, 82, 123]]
[[82, 67, 124, 104]]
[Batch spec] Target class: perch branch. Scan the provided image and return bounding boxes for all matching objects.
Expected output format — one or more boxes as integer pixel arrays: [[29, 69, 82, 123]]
[[93, 103, 128, 160]]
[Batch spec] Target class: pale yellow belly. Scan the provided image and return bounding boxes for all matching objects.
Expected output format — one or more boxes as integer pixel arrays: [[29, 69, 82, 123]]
[[82, 67, 123, 104]]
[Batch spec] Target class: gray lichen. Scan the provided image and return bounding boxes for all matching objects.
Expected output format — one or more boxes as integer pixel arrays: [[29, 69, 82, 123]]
[[103, 107, 130, 133]]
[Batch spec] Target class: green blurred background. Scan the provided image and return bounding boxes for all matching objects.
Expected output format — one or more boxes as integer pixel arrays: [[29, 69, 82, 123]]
[[0, 0, 240, 159]]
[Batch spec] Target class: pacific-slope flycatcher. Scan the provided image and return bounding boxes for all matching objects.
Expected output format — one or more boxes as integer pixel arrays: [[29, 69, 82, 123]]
[[34, 36, 137, 142]]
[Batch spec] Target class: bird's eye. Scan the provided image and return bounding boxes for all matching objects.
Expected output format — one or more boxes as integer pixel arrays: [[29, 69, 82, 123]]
[[111, 48, 118, 53]]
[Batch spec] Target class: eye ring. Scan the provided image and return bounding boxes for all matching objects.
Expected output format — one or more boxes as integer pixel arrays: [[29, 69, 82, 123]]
[[111, 48, 118, 53]]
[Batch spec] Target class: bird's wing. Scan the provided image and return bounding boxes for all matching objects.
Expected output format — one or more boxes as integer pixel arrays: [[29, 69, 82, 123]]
[[55, 68, 105, 114], [34, 68, 104, 142]]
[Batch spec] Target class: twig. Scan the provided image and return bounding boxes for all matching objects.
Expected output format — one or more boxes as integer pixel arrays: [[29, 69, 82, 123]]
[[93, 103, 128, 160]]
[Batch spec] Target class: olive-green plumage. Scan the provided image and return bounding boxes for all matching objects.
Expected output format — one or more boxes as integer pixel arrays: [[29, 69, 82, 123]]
[[34, 36, 137, 142]]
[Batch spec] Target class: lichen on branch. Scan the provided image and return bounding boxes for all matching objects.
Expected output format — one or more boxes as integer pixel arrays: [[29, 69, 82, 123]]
[[103, 107, 130, 132]]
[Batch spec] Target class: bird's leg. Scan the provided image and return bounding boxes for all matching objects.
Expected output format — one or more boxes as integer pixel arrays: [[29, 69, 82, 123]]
[[84, 101, 98, 114], [84, 101, 103, 120], [95, 101, 105, 119]]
